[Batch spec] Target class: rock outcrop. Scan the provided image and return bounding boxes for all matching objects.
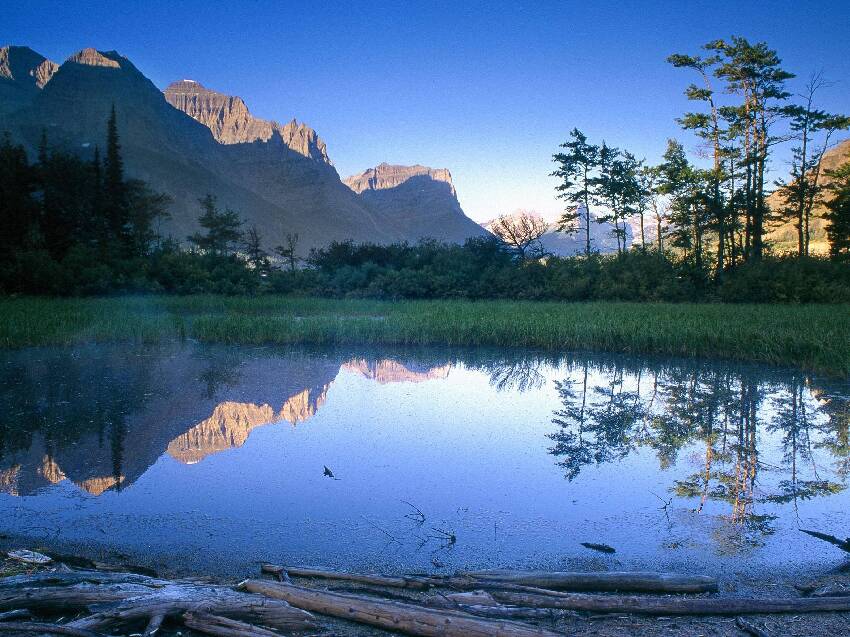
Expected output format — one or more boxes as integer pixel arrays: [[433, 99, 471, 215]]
[[164, 79, 330, 163], [344, 163, 491, 243], [0, 45, 58, 115]]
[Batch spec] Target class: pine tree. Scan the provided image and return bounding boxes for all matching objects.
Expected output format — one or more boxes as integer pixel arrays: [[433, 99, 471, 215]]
[[552, 128, 599, 255], [244, 225, 271, 274], [275, 233, 301, 271], [188, 195, 243, 256], [104, 104, 127, 245]]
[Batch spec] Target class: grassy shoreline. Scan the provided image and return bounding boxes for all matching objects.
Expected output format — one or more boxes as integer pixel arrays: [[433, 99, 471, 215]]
[[0, 296, 847, 375]]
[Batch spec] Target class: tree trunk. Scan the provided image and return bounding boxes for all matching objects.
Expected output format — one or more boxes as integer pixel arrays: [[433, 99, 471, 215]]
[[459, 570, 718, 594]]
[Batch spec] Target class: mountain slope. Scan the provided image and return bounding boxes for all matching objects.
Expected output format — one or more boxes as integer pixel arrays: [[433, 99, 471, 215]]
[[0, 45, 58, 116], [767, 138, 850, 254], [344, 163, 490, 243]]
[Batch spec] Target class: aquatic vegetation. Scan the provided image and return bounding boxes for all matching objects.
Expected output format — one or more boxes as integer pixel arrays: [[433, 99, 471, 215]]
[[0, 296, 847, 375]]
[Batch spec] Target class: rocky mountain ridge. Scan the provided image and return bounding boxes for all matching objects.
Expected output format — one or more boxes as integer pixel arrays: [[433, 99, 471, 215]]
[[0, 45, 487, 251]]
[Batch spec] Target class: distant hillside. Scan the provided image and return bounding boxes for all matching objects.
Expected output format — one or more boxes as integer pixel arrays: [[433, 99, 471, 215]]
[[344, 163, 491, 243], [767, 138, 850, 254], [0, 45, 486, 252]]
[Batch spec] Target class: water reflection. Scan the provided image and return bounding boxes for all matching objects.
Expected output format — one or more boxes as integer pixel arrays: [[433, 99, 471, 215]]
[[546, 360, 849, 548], [0, 345, 848, 567]]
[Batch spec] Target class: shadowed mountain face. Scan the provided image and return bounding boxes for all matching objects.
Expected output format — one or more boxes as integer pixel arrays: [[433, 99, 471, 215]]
[[0, 46, 482, 251], [344, 163, 491, 243], [0, 346, 455, 495], [0, 46, 58, 116]]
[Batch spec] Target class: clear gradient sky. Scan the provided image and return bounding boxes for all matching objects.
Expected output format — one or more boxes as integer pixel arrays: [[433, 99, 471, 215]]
[[4, 1, 850, 222]]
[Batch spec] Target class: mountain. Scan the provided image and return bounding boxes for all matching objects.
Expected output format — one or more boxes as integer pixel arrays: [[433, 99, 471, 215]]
[[0, 46, 486, 251], [164, 79, 329, 163], [767, 138, 850, 254], [344, 163, 491, 243], [482, 208, 630, 256], [0, 45, 58, 116]]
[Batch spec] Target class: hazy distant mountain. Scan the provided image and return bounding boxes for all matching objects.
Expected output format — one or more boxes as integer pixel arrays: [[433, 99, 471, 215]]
[[0, 46, 485, 251], [482, 208, 630, 256], [344, 163, 491, 243]]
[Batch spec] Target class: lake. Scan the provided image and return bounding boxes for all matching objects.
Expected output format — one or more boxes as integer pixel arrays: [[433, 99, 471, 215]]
[[1, 344, 848, 582]]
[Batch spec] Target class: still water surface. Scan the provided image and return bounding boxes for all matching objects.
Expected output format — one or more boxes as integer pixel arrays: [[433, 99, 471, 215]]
[[1, 344, 848, 578]]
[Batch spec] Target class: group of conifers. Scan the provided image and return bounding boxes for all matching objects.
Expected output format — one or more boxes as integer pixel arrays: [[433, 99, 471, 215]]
[[2, 558, 850, 637]]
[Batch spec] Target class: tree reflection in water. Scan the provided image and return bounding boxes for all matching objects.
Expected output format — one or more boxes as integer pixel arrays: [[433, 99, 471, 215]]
[[546, 360, 850, 549]]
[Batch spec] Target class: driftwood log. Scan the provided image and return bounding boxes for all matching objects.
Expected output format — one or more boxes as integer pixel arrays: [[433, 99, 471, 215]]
[[487, 587, 850, 615], [459, 569, 718, 593], [67, 584, 316, 633], [425, 591, 556, 620], [263, 565, 430, 591], [0, 622, 106, 637], [242, 579, 562, 637]]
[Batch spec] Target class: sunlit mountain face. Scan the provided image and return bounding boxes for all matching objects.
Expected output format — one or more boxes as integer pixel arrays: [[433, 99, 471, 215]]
[[0, 343, 847, 577]]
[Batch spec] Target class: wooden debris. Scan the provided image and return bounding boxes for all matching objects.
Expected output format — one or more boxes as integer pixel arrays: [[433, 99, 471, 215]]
[[580, 543, 616, 554], [264, 565, 431, 591], [7, 550, 52, 565], [183, 611, 283, 637], [459, 570, 719, 593], [0, 610, 31, 622], [487, 587, 850, 615], [735, 616, 771, 637], [425, 591, 555, 620], [242, 579, 562, 637], [0, 622, 105, 637]]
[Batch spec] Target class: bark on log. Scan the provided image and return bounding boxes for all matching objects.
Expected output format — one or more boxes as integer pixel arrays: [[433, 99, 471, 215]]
[[0, 571, 166, 590], [263, 566, 431, 591], [0, 622, 107, 637], [487, 588, 850, 615], [182, 612, 283, 637], [0, 611, 31, 622], [460, 570, 718, 593], [242, 579, 562, 637], [0, 583, 153, 612], [68, 584, 316, 633], [425, 592, 555, 620]]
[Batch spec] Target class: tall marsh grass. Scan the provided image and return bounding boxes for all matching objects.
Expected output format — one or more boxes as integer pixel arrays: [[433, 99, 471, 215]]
[[0, 296, 847, 375]]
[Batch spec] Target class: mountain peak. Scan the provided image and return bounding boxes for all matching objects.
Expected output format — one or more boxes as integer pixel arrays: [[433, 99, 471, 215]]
[[66, 48, 123, 69], [345, 163, 455, 195], [0, 45, 58, 88]]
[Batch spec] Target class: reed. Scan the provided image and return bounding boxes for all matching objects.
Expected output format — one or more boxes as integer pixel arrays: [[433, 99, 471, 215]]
[[0, 296, 846, 375]]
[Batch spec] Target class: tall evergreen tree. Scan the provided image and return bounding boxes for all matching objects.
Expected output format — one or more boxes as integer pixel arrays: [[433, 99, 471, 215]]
[[104, 104, 127, 246], [552, 129, 599, 255]]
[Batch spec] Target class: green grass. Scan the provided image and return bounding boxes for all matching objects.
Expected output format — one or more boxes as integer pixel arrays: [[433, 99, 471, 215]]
[[0, 296, 847, 375]]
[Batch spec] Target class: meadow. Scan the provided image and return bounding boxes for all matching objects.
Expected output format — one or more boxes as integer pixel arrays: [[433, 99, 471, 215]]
[[0, 296, 847, 376]]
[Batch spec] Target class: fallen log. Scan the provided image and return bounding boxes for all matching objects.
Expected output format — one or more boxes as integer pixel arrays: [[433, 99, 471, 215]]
[[242, 579, 562, 637], [0, 621, 107, 637], [0, 570, 167, 590], [460, 570, 718, 593], [0, 610, 31, 622], [68, 583, 316, 633], [487, 588, 850, 615], [425, 591, 555, 620], [0, 583, 153, 613], [263, 565, 431, 591], [183, 612, 283, 637]]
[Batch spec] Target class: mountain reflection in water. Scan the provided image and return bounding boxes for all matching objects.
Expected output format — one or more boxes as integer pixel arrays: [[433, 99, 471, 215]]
[[0, 344, 847, 573]]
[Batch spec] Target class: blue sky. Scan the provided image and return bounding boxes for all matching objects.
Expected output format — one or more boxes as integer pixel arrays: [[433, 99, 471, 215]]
[[4, 1, 850, 222]]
